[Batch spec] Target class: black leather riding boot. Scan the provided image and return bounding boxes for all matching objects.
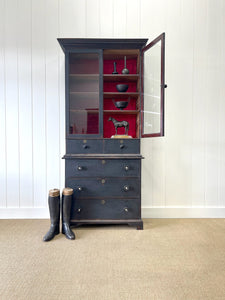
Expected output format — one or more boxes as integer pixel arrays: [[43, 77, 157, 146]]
[[43, 189, 60, 242], [62, 187, 75, 240]]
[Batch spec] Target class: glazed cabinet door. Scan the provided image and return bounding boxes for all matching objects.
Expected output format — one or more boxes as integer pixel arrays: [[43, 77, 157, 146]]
[[141, 33, 166, 137], [66, 49, 103, 138]]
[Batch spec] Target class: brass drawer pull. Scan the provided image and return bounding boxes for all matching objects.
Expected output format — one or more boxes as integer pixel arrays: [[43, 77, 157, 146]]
[[124, 185, 130, 191]]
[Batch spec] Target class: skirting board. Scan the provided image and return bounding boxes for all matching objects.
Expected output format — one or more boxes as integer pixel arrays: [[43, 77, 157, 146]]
[[142, 207, 225, 218], [0, 207, 225, 219]]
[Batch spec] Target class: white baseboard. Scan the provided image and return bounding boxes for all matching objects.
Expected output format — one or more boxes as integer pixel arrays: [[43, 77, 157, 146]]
[[0, 206, 225, 219], [142, 206, 225, 218]]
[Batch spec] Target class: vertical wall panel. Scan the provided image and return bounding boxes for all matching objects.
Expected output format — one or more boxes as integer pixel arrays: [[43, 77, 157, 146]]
[[59, 0, 86, 37], [45, 0, 60, 194], [5, 0, 20, 207], [86, 0, 100, 37], [191, 0, 208, 207], [173, 0, 194, 206], [218, 0, 225, 207], [32, 0, 46, 207], [99, 0, 113, 37], [205, 0, 221, 207], [113, 0, 127, 37], [0, 0, 7, 207], [126, 0, 140, 37], [18, 0, 33, 207], [163, 0, 194, 207]]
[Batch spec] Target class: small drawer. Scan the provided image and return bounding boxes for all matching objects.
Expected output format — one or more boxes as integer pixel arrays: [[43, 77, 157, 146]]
[[65, 159, 140, 177], [66, 139, 103, 154], [66, 159, 99, 177], [71, 198, 140, 220], [66, 177, 140, 198], [104, 139, 140, 154]]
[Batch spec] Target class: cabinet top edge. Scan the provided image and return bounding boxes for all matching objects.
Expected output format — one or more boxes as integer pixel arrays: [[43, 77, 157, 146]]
[[57, 38, 148, 52], [63, 154, 144, 159]]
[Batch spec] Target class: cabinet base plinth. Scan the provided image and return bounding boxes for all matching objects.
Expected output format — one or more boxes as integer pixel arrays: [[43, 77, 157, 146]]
[[70, 219, 143, 230]]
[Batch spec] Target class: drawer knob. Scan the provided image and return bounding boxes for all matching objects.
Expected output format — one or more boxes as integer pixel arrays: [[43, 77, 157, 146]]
[[77, 166, 83, 171], [83, 144, 88, 149], [124, 207, 129, 212], [78, 187, 82, 191], [124, 165, 129, 171], [124, 185, 130, 191], [77, 208, 82, 213], [120, 144, 125, 149]]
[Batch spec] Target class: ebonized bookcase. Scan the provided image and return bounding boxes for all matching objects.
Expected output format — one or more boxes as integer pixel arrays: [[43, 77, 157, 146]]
[[58, 35, 166, 229]]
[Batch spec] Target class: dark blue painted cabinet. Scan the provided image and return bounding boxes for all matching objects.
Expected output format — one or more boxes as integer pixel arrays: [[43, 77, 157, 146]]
[[58, 36, 166, 229]]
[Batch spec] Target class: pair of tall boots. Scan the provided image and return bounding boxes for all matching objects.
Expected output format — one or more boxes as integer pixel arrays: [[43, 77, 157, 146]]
[[43, 187, 75, 242]]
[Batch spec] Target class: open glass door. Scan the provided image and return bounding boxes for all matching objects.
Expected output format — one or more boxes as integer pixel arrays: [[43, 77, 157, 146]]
[[141, 33, 166, 137]]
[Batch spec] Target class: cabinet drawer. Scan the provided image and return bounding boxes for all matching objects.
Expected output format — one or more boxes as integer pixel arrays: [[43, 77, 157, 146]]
[[66, 139, 103, 154], [103, 139, 140, 154], [66, 177, 140, 198], [65, 159, 140, 177], [71, 198, 140, 220]]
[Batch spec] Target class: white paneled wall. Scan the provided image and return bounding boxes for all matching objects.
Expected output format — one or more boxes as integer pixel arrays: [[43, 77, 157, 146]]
[[0, 0, 225, 218]]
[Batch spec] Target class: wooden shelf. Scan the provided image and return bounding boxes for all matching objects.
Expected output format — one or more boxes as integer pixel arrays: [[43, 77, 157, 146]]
[[103, 49, 139, 60], [70, 74, 99, 78], [70, 109, 99, 113], [103, 74, 139, 82], [104, 92, 139, 99], [70, 92, 98, 95], [104, 110, 139, 114]]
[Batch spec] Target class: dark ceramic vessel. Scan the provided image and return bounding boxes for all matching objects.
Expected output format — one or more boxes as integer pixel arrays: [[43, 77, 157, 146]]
[[114, 101, 129, 110], [116, 84, 128, 92]]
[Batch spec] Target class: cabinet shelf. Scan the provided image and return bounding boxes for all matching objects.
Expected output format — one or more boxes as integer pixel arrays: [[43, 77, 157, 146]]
[[104, 110, 139, 115], [103, 74, 139, 82], [70, 109, 99, 113], [70, 74, 99, 79], [70, 92, 99, 95], [104, 92, 139, 99]]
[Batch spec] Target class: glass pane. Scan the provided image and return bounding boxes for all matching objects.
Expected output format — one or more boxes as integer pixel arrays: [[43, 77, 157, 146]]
[[69, 53, 99, 135], [143, 40, 161, 135]]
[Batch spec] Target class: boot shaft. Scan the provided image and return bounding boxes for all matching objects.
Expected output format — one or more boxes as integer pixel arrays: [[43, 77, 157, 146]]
[[43, 189, 60, 241], [61, 187, 73, 224], [61, 187, 75, 239], [48, 189, 60, 225]]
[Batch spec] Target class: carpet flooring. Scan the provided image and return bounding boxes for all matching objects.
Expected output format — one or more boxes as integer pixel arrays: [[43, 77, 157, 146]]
[[0, 219, 225, 300]]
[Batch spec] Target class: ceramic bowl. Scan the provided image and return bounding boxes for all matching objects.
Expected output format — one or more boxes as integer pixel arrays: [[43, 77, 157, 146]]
[[116, 84, 128, 92], [114, 101, 128, 110]]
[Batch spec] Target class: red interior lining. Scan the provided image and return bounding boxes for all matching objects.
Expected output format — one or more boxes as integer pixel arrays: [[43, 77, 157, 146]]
[[103, 57, 138, 138]]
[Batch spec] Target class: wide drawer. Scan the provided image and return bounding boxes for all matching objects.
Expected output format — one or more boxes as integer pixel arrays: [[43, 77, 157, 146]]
[[66, 177, 140, 198], [70, 198, 140, 220], [66, 139, 103, 154], [103, 139, 140, 154], [65, 159, 140, 177]]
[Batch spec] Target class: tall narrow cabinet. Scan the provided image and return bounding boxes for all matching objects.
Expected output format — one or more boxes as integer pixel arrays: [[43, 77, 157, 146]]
[[58, 35, 166, 229]]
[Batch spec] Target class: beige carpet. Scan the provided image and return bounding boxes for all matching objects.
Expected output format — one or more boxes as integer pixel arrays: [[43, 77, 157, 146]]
[[0, 219, 225, 300]]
